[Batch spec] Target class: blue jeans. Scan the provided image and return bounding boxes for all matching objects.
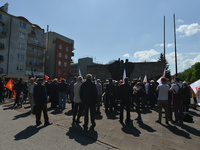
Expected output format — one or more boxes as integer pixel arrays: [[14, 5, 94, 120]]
[[15, 91, 21, 105], [59, 92, 66, 109]]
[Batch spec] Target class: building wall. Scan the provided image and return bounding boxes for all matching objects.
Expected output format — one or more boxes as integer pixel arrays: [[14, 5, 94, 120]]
[[45, 32, 74, 79]]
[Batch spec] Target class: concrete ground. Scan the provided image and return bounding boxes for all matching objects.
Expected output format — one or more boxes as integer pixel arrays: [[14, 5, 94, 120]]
[[1, 98, 200, 150]]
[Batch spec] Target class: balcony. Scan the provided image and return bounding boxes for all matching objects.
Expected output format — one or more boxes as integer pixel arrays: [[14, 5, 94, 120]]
[[0, 30, 6, 38], [27, 39, 45, 49], [0, 42, 4, 50], [26, 60, 43, 67], [0, 55, 3, 63], [25, 71, 44, 76], [71, 52, 74, 57], [28, 30, 36, 37], [26, 50, 43, 58]]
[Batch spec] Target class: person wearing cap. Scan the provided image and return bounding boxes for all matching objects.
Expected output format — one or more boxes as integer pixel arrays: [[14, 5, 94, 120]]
[[34, 78, 51, 126], [169, 77, 183, 125], [105, 78, 116, 112]]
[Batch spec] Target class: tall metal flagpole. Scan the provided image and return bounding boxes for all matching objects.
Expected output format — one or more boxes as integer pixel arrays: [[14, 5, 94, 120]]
[[173, 14, 178, 77], [164, 16, 165, 62]]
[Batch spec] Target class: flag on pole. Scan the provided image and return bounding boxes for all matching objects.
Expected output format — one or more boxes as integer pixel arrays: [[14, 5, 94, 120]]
[[122, 68, 126, 83], [44, 75, 49, 81], [5, 78, 16, 97], [79, 68, 82, 77], [60, 77, 62, 81], [157, 68, 166, 84], [190, 79, 200, 106], [139, 76, 141, 80], [143, 74, 148, 85]]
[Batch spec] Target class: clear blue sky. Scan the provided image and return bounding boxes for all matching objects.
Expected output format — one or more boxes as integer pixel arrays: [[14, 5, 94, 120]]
[[1, 0, 200, 75]]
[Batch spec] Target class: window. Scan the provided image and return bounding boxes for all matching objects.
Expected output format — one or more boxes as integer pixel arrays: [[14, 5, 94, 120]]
[[59, 44, 62, 49], [58, 61, 61, 66], [32, 48, 38, 53], [33, 38, 38, 44], [66, 47, 68, 51], [19, 32, 26, 39], [17, 65, 24, 71], [32, 58, 37, 65], [58, 69, 61, 74], [20, 21, 26, 28], [0, 14, 2, 20], [18, 43, 25, 50], [0, 26, 2, 31], [31, 67, 37, 71], [59, 53, 62, 58], [63, 70, 66, 75], [17, 54, 24, 60], [65, 54, 68, 59], [33, 28, 39, 35], [64, 62, 67, 67]]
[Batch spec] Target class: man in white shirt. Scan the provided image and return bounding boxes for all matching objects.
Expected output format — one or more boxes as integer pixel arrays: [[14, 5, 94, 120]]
[[156, 77, 169, 124], [28, 78, 37, 113]]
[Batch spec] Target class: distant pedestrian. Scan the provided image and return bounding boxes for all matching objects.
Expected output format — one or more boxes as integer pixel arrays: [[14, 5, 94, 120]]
[[50, 79, 58, 108], [95, 79, 102, 113], [119, 77, 133, 123], [33, 78, 51, 126], [13, 78, 24, 107], [58, 79, 68, 109], [28, 78, 37, 113], [80, 74, 98, 130], [72, 76, 83, 124], [155, 77, 169, 124], [105, 79, 115, 112], [70, 77, 77, 110]]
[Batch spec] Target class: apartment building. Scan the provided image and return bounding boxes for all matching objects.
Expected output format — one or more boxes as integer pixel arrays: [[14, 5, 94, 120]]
[[45, 31, 74, 79], [0, 3, 45, 81]]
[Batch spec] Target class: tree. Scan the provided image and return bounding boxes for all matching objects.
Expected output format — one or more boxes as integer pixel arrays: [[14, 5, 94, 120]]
[[158, 53, 171, 79]]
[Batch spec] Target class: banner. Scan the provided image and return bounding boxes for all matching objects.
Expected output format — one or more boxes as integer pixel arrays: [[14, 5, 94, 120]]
[[122, 68, 126, 83], [143, 74, 147, 85], [44, 75, 49, 81], [190, 79, 200, 106], [5, 78, 16, 97], [157, 68, 166, 84], [79, 68, 82, 77]]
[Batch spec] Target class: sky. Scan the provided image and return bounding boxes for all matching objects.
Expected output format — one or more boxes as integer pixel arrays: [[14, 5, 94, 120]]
[[1, 0, 200, 75]]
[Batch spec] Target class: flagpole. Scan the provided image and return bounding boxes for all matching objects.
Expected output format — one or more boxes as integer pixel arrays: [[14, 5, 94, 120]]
[[173, 14, 178, 77], [164, 16, 165, 62]]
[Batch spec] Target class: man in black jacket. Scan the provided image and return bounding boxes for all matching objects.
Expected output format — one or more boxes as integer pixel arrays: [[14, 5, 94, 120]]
[[119, 77, 133, 123], [13, 78, 24, 107], [105, 79, 116, 112], [50, 79, 59, 108], [58, 79, 68, 109], [34, 78, 51, 126], [80, 74, 98, 130]]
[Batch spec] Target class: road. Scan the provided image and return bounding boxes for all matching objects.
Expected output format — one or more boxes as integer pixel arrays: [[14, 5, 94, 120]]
[[0, 104, 110, 150]]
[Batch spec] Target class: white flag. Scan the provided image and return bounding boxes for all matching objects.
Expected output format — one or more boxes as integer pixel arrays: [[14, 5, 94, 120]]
[[79, 68, 82, 77], [123, 69, 126, 83], [143, 74, 147, 84], [190, 79, 200, 106], [157, 68, 166, 84]]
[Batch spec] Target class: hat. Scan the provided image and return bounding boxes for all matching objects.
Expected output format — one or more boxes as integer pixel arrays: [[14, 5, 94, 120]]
[[174, 77, 180, 82], [37, 78, 44, 82]]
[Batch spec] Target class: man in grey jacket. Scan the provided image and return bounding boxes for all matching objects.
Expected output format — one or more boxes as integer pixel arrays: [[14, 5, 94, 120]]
[[72, 76, 83, 124]]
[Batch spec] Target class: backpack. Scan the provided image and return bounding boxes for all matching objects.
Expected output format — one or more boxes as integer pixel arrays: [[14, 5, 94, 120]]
[[176, 84, 187, 101]]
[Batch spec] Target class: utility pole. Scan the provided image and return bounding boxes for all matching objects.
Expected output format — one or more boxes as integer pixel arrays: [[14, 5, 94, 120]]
[[164, 16, 165, 62], [173, 14, 178, 77]]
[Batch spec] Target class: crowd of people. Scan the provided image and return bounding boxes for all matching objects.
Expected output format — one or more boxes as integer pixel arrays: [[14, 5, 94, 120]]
[[0, 75, 198, 128]]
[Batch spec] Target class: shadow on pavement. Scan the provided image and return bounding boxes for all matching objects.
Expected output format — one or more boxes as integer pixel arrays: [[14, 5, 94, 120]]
[[95, 113, 103, 120], [161, 124, 191, 139], [50, 108, 63, 115], [13, 111, 31, 120], [139, 122, 156, 132], [66, 125, 98, 145], [120, 121, 141, 137], [14, 125, 45, 140], [105, 111, 119, 120], [24, 106, 31, 109], [180, 123, 200, 137], [141, 108, 152, 114], [65, 110, 74, 116], [189, 110, 200, 117]]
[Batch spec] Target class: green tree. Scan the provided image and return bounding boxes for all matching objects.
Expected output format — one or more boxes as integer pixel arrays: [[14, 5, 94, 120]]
[[158, 53, 171, 79]]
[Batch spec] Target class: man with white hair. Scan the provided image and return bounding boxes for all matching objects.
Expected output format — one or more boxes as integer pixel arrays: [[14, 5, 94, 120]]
[[28, 78, 37, 113]]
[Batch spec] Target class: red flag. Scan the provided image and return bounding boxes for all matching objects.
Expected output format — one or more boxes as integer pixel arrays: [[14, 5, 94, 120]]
[[5, 78, 16, 97], [44, 75, 49, 81], [60, 77, 62, 81]]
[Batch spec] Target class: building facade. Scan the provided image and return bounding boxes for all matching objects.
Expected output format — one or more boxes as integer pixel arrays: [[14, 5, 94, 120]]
[[0, 3, 45, 81], [45, 32, 74, 79]]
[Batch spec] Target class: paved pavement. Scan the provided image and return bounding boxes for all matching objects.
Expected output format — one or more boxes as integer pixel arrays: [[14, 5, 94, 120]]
[[1, 98, 200, 150]]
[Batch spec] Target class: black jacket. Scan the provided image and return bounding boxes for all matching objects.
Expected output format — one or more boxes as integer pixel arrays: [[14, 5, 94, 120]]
[[80, 79, 98, 104], [119, 83, 133, 102], [58, 81, 68, 93], [33, 83, 48, 106], [0, 79, 4, 91], [14, 81, 24, 91], [106, 82, 115, 95]]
